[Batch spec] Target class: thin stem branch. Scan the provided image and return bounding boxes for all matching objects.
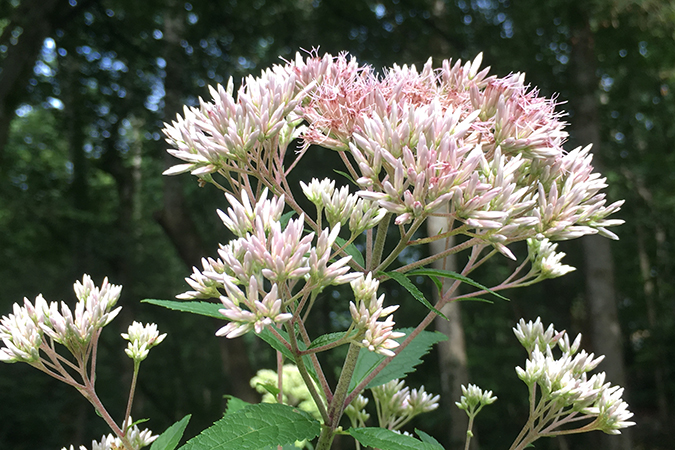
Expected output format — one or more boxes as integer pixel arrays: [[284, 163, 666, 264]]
[[316, 342, 362, 450], [277, 350, 284, 404], [285, 322, 329, 423], [124, 360, 141, 427], [393, 237, 482, 275], [374, 216, 425, 273]]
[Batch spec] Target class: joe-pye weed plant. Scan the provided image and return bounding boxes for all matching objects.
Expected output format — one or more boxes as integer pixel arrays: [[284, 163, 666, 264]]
[[1, 51, 634, 450]]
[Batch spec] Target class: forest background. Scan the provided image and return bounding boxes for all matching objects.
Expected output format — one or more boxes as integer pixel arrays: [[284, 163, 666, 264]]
[[0, 0, 673, 449]]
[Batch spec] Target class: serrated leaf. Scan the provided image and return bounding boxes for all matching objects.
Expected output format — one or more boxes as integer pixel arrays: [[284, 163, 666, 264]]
[[143, 299, 223, 319], [348, 328, 446, 392], [415, 429, 443, 448], [349, 427, 443, 450], [150, 415, 191, 450], [309, 330, 356, 349], [335, 237, 365, 268], [224, 396, 251, 415], [407, 268, 508, 301], [178, 403, 320, 450], [144, 301, 320, 381], [381, 271, 447, 320]]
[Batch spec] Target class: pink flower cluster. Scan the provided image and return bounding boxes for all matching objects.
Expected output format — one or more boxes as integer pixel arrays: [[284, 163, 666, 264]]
[[178, 190, 358, 338], [164, 51, 623, 261]]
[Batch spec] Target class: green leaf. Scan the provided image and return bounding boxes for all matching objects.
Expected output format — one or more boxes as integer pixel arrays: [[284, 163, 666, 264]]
[[143, 299, 223, 319], [415, 429, 443, 447], [144, 302, 320, 381], [348, 328, 447, 392], [334, 169, 357, 185], [335, 237, 365, 268], [407, 268, 509, 301], [456, 297, 493, 304], [349, 428, 444, 450], [150, 415, 191, 450], [178, 403, 320, 450], [224, 396, 251, 415], [427, 274, 443, 294], [381, 271, 448, 320], [279, 211, 296, 229], [308, 330, 356, 349], [257, 382, 281, 397]]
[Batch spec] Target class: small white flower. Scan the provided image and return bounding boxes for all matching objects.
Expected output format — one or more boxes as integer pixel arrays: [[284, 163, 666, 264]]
[[121, 322, 167, 362], [455, 383, 497, 414]]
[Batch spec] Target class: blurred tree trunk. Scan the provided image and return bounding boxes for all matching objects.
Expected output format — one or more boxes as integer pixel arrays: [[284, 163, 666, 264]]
[[61, 50, 91, 278], [427, 216, 472, 450], [159, 4, 257, 404], [569, 10, 631, 450], [426, 3, 469, 447], [623, 167, 669, 424], [0, 0, 89, 163]]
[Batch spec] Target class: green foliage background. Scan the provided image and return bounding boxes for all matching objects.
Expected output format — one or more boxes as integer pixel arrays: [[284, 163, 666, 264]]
[[1, 0, 674, 449]]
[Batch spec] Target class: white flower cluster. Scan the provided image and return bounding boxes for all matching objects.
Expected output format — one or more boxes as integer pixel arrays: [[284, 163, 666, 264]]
[[177, 189, 359, 339], [514, 318, 635, 436], [300, 177, 387, 236], [348, 273, 404, 357], [0, 275, 121, 363], [121, 322, 167, 362], [370, 378, 440, 430], [344, 394, 371, 428], [455, 383, 498, 416], [61, 417, 157, 450], [527, 237, 576, 279]]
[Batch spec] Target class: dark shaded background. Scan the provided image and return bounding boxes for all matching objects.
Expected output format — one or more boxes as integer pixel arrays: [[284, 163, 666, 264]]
[[1, 0, 673, 449]]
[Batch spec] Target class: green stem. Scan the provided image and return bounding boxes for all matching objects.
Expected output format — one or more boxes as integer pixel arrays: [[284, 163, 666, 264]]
[[374, 216, 425, 273], [317, 343, 361, 450], [464, 413, 475, 450], [393, 236, 482, 275], [285, 322, 330, 423], [370, 213, 391, 270]]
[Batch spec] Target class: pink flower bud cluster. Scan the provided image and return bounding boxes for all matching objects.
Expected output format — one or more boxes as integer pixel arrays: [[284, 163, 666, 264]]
[[0, 275, 122, 363], [178, 190, 359, 338], [164, 50, 623, 261], [297, 52, 623, 255], [348, 273, 404, 357], [163, 66, 312, 177]]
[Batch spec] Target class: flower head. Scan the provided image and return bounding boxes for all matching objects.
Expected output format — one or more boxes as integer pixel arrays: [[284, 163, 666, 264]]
[[371, 379, 440, 430], [121, 322, 167, 362], [348, 272, 404, 357], [513, 318, 634, 438], [455, 383, 497, 416], [1, 275, 122, 363]]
